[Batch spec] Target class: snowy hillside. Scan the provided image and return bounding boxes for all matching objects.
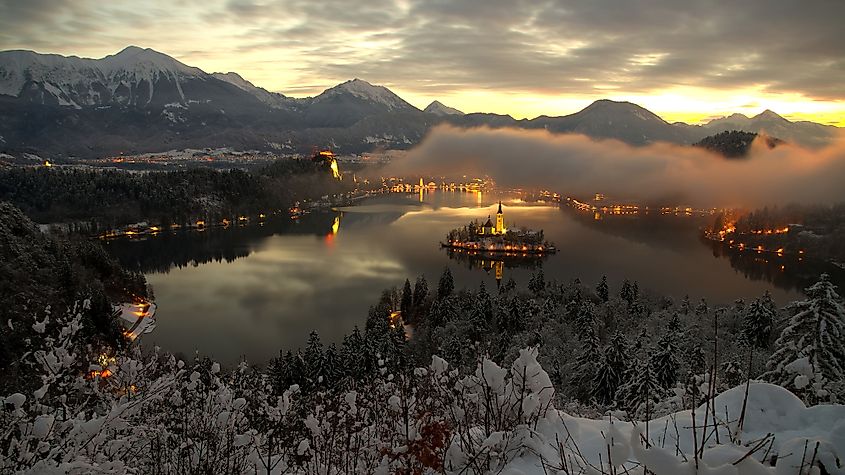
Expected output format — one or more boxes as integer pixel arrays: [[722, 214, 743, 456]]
[[312, 78, 419, 111]]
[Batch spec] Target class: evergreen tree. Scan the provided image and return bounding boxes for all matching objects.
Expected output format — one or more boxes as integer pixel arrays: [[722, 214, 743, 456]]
[[304, 331, 326, 389], [721, 359, 745, 389], [468, 283, 493, 339], [501, 277, 517, 294], [650, 332, 681, 389], [741, 295, 775, 349], [528, 269, 546, 294], [564, 287, 584, 322], [388, 323, 408, 371], [323, 343, 342, 387], [596, 275, 609, 302], [437, 267, 454, 299], [680, 295, 692, 315], [342, 326, 367, 379], [629, 299, 646, 318], [574, 301, 597, 340], [573, 322, 601, 402], [400, 278, 413, 316], [593, 331, 628, 405], [667, 312, 682, 334], [684, 340, 706, 376], [620, 279, 633, 304], [413, 275, 429, 307], [762, 274, 845, 403], [695, 298, 709, 317], [618, 355, 664, 417]]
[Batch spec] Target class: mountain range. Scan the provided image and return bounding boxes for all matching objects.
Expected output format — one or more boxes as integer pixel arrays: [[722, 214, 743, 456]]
[[0, 46, 839, 158]]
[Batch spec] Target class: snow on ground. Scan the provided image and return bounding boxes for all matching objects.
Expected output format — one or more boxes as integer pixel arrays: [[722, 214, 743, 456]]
[[499, 382, 845, 474]]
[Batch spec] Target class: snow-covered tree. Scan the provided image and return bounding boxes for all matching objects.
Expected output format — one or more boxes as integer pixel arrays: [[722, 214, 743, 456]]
[[680, 295, 692, 315], [437, 267, 454, 299], [741, 293, 776, 349], [650, 332, 681, 390], [304, 330, 326, 389], [593, 331, 628, 405], [412, 275, 429, 307], [400, 278, 413, 316], [528, 269, 546, 294], [763, 274, 845, 404], [596, 275, 609, 302], [618, 355, 664, 417]]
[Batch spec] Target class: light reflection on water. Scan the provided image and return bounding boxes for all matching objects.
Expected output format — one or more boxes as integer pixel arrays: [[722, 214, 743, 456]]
[[103, 191, 823, 364]]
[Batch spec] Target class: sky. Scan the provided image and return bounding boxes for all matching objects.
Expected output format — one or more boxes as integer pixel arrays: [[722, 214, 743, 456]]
[[1, 0, 843, 125]]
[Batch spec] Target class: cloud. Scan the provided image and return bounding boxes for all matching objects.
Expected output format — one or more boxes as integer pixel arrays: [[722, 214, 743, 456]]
[[385, 125, 845, 208], [0, 0, 843, 104]]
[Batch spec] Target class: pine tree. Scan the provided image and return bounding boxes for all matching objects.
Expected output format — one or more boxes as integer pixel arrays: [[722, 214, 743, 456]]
[[683, 340, 706, 376], [629, 299, 645, 318], [469, 283, 492, 339], [575, 301, 597, 340], [413, 275, 429, 307], [620, 279, 633, 304], [342, 326, 367, 379], [762, 274, 845, 403], [618, 355, 664, 417], [400, 278, 413, 316], [650, 332, 681, 389], [323, 343, 342, 387], [721, 359, 744, 389], [437, 267, 454, 299], [596, 275, 609, 302], [304, 331, 326, 390], [680, 295, 691, 315], [528, 269, 546, 294], [741, 296, 775, 349], [695, 298, 709, 317], [573, 322, 601, 402], [564, 287, 584, 322], [593, 331, 628, 405]]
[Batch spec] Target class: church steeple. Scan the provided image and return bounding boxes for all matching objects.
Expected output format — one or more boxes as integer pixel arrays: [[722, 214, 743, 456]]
[[495, 201, 504, 234]]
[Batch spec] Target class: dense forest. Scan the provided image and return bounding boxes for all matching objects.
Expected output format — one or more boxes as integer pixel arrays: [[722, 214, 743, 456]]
[[0, 159, 352, 227], [693, 130, 782, 158], [0, 203, 147, 394]]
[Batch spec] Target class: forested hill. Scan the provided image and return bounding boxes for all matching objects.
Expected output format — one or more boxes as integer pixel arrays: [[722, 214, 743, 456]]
[[0, 158, 350, 226], [693, 130, 783, 157], [0, 202, 147, 393]]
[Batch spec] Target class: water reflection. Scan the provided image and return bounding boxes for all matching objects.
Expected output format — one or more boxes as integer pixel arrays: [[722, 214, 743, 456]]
[[704, 239, 845, 292], [105, 212, 347, 274], [444, 248, 547, 287], [101, 191, 832, 365]]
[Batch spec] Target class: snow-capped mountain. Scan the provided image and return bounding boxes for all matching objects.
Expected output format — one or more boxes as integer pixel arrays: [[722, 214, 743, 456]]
[[0, 46, 230, 107], [312, 78, 418, 112], [424, 100, 464, 116], [0, 46, 840, 158]]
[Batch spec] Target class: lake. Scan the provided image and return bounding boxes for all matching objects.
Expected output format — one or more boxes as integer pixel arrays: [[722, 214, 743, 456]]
[[103, 191, 840, 364]]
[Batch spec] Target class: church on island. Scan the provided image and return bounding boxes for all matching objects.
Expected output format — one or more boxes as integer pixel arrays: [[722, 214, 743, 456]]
[[441, 202, 556, 255], [478, 201, 506, 235]]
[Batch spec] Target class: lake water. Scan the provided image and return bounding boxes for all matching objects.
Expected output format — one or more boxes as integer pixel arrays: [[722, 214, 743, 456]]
[[103, 191, 840, 364]]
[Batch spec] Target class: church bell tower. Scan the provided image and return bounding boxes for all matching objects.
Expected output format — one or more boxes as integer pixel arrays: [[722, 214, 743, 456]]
[[495, 201, 504, 234]]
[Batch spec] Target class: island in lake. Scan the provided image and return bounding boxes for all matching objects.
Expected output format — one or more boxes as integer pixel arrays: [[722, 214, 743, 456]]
[[441, 202, 556, 255]]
